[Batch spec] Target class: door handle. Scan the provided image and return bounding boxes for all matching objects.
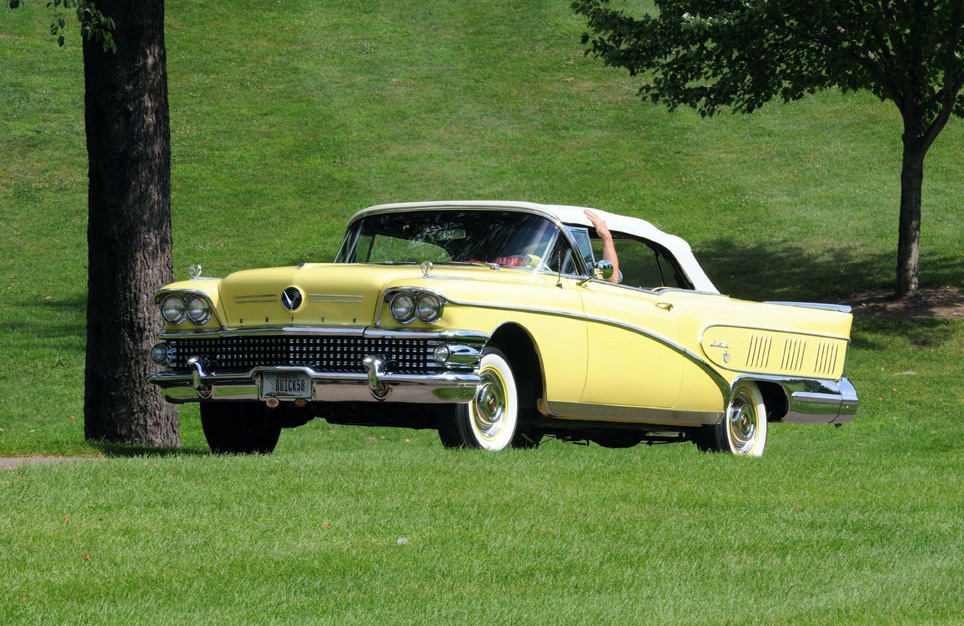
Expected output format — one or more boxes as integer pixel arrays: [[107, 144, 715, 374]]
[[655, 302, 673, 311]]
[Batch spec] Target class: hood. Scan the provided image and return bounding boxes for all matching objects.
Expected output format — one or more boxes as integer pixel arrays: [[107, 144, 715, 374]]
[[218, 264, 422, 328]]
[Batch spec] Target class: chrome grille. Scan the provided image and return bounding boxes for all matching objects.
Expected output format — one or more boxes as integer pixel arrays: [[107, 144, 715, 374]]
[[168, 335, 441, 374]]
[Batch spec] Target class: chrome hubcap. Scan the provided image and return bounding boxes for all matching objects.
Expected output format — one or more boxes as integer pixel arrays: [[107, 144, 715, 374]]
[[727, 392, 757, 455], [472, 370, 506, 439]]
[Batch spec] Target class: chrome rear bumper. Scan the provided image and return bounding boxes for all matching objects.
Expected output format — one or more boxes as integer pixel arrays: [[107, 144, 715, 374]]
[[780, 377, 859, 424]]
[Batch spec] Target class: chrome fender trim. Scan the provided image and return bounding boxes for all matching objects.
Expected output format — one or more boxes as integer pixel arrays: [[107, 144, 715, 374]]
[[541, 400, 722, 427], [763, 301, 853, 314]]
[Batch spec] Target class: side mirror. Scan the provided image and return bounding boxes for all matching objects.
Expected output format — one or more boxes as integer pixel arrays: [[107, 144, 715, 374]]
[[594, 260, 614, 281], [578, 259, 614, 285]]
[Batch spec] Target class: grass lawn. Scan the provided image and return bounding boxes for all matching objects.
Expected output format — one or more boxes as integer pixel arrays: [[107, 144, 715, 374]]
[[1, 0, 962, 623]]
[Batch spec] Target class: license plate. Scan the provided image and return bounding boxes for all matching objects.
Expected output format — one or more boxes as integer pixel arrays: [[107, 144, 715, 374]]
[[260, 372, 312, 399]]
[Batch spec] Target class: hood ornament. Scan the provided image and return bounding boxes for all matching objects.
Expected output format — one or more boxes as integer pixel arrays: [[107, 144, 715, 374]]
[[188, 263, 203, 280], [281, 287, 303, 311], [420, 261, 433, 277]]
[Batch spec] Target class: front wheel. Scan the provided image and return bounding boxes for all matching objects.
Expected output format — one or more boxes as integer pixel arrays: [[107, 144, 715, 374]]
[[200, 402, 281, 454], [697, 381, 768, 457], [437, 347, 533, 450]]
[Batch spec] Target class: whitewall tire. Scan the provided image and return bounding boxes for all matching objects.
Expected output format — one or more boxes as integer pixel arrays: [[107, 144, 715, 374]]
[[697, 381, 768, 457], [437, 347, 522, 451]]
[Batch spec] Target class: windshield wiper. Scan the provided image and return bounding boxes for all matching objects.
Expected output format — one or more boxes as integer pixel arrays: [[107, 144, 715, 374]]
[[434, 261, 501, 271]]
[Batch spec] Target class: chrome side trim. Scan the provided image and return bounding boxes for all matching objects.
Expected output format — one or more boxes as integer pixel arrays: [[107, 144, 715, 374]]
[[764, 301, 853, 314], [442, 297, 731, 401], [699, 323, 851, 344], [543, 401, 722, 426]]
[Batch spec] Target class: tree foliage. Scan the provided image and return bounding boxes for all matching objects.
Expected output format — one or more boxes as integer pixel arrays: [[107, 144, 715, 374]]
[[572, 1, 964, 122], [573, 0, 964, 298], [9, 0, 115, 50]]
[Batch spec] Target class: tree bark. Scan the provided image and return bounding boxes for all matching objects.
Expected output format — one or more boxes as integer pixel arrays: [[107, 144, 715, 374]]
[[896, 119, 925, 300], [82, 0, 179, 446]]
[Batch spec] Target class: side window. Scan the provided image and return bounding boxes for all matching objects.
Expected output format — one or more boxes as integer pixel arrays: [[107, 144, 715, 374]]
[[565, 226, 595, 271], [546, 236, 578, 275], [590, 236, 688, 290]]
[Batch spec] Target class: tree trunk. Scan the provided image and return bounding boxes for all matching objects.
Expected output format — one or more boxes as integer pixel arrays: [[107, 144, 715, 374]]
[[896, 130, 924, 300], [82, 0, 179, 446]]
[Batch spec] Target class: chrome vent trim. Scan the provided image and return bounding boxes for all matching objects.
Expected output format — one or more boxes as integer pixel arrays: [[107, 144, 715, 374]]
[[781, 337, 807, 372], [813, 341, 839, 376], [745, 333, 773, 369]]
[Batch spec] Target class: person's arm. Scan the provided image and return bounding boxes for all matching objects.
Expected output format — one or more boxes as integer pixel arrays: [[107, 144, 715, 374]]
[[584, 209, 620, 284]]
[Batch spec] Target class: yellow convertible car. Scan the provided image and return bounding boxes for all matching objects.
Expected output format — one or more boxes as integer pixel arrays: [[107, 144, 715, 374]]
[[148, 201, 858, 455]]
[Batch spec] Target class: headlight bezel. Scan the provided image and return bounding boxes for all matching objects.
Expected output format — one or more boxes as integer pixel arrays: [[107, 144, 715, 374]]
[[386, 288, 446, 325], [160, 294, 187, 325], [185, 295, 212, 325], [415, 293, 444, 323], [390, 292, 417, 323], [157, 290, 218, 327]]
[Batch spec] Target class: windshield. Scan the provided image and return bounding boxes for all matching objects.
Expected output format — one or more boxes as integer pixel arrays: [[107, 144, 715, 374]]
[[336, 210, 564, 270]]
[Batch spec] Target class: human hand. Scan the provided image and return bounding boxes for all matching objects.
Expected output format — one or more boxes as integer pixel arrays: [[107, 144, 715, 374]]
[[584, 209, 611, 239]]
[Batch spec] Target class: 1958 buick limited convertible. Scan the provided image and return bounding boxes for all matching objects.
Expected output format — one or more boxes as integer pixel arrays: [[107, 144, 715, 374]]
[[148, 201, 858, 456]]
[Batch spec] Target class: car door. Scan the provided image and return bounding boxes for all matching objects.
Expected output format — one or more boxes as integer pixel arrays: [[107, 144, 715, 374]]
[[578, 234, 693, 410], [579, 281, 682, 409]]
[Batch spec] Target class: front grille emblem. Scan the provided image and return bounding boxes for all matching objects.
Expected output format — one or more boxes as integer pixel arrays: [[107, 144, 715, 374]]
[[281, 287, 303, 311]]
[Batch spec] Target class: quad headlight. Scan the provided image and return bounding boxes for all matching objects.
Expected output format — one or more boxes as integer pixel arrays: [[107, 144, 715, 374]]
[[160, 295, 186, 324], [390, 292, 416, 323], [186, 295, 211, 324], [388, 289, 445, 324], [158, 292, 215, 326], [415, 293, 443, 322]]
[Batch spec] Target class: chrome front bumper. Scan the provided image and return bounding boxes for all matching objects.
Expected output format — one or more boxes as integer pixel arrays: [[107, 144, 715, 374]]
[[149, 365, 481, 404], [148, 327, 487, 404]]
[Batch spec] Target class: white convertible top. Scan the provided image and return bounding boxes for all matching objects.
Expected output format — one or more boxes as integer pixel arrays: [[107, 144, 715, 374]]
[[353, 200, 719, 293]]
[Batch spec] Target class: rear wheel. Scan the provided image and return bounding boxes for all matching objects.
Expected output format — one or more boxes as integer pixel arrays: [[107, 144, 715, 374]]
[[437, 347, 537, 450], [697, 381, 767, 457], [200, 402, 281, 454]]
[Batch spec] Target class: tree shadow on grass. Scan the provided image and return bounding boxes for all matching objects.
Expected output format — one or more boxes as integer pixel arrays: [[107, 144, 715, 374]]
[[850, 317, 959, 350], [694, 238, 962, 346], [92, 441, 211, 458], [0, 295, 87, 349], [695, 238, 961, 303]]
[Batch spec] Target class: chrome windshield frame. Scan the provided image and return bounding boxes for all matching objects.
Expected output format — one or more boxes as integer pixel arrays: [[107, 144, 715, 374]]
[[334, 205, 592, 277]]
